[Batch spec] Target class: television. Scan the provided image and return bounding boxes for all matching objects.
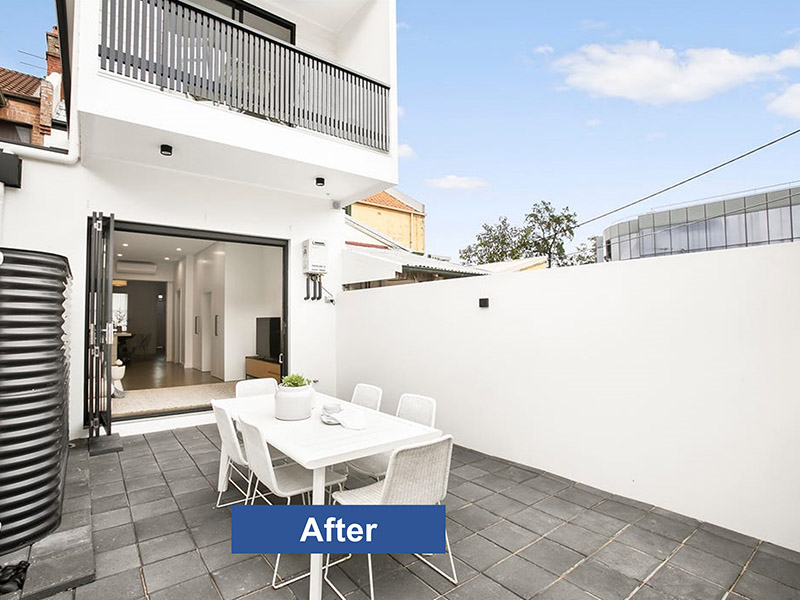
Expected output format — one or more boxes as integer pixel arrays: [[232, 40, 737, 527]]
[[255, 317, 281, 362]]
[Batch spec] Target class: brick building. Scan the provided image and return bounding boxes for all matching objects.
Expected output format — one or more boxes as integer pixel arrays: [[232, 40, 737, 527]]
[[0, 27, 64, 147]]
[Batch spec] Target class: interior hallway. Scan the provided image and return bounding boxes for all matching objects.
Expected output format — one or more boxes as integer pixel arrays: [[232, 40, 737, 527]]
[[122, 356, 222, 391]]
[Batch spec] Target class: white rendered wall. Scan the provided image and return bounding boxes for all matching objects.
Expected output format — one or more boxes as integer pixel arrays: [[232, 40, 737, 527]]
[[1, 156, 344, 441], [336, 242, 800, 551]]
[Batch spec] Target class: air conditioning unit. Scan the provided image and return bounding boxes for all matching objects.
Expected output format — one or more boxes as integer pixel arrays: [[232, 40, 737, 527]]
[[302, 239, 328, 274], [116, 260, 158, 275]]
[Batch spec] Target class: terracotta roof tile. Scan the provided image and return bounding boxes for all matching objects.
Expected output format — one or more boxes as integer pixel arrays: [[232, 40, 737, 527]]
[[0, 67, 42, 100], [359, 191, 422, 214]]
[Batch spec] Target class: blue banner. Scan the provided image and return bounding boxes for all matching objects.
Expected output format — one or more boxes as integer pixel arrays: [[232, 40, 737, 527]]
[[231, 505, 445, 554]]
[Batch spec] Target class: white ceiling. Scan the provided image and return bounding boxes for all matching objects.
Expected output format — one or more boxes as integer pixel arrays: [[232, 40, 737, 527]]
[[261, 0, 369, 33], [114, 231, 215, 263]]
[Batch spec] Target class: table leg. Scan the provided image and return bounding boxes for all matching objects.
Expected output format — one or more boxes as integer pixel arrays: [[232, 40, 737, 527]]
[[309, 467, 325, 600]]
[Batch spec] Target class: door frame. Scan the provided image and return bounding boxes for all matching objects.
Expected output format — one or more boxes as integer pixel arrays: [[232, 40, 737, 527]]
[[84, 219, 290, 426]]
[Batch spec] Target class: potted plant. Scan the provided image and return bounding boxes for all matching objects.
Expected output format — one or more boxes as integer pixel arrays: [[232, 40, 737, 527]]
[[274, 374, 314, 421]]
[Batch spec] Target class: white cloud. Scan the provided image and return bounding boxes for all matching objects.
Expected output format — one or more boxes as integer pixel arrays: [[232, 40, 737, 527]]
[[533, 45, 554, 55], [398, 144, 417, 159], [397, 106, 405, 117], [785, 27, 800, 36], [425, 175, 489, 190], [555, 40, 800, 105], [585, 118, 602, 127], [768, 83, 800, 118], [397, 22, 410, 30], [646, 131, 666, 141]]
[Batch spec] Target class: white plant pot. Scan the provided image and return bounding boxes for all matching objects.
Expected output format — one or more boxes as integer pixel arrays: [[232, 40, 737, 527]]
[[274, 385, 313, 421]]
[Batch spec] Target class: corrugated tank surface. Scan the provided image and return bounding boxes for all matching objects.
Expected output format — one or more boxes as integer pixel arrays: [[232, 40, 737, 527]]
[[0, 247, 71, 555]]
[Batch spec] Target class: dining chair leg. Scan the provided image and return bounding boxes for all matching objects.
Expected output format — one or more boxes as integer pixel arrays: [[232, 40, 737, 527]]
[[413, 531, 457, 585], [216, 462, 252, 509], [367, 554, 375, 600]]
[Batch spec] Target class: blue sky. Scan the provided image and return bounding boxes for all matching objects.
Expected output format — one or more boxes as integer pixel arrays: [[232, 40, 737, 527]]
[[0, 1, 56, 76], [4, 1, 800, 259], [395, 1, 800, 258]]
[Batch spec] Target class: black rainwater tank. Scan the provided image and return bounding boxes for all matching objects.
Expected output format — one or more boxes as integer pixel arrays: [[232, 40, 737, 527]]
[[0, 248, 71, 555]]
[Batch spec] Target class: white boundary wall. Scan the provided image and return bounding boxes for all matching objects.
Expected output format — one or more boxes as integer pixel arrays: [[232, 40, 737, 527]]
[[336, 242, 800, 551]]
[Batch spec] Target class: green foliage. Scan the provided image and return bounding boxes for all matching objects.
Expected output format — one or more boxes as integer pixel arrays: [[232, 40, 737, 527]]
[[559, 238, 598, 267], [281, 374, 312, 387], [459, 201, 578, 268]]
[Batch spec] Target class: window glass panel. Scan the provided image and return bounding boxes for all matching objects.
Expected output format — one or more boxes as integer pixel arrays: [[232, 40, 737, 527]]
[[768, 207, 791, 241], [112, 293, 128, 331], [688, 221, 706, 251], [192, 0, 235, 18], [654, 226, 671, 254], [0, 121, 32, 144], [641, 228, 654, 256], [242, 11, 293, 43], [671, 224, 688, 253], [630, 234, 640, 258], [610, 238, 619, 261], [707, 216, 725, 248], [745, 209, 768, 244], [619, 234, 630, 260], [793, 204, 800, 240], [725, 214, 745, 246]]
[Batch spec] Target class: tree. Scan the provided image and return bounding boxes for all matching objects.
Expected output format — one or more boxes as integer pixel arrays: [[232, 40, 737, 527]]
[[558, 237, 598, 267], [458, 216, 530, 265], [459, 201, 578, 268], [524, 201, 578, 268]]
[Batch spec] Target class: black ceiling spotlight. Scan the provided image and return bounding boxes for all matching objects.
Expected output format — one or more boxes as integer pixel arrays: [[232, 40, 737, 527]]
[[160, 144, 173, 157], [315, 177, 325, 187]]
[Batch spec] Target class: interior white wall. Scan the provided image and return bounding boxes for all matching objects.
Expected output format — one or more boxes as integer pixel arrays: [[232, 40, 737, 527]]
[[1, 156, 344, 441], [193, 243, 225, 378], [224, 244, 283, 381], [336, 242, 800, 552]]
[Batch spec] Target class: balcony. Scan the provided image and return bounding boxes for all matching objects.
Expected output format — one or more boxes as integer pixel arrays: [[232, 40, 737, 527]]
[[97, 0, 391, 153]]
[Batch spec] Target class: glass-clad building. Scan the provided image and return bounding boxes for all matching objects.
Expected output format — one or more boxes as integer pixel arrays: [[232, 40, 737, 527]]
[[602, 186, 800, 261]]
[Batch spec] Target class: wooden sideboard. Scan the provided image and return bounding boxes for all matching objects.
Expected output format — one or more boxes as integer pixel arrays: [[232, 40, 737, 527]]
[[245, 356, 281, 380]]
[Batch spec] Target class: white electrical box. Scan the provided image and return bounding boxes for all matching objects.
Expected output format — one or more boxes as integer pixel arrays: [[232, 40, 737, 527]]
[[302, 239, 328, 274]]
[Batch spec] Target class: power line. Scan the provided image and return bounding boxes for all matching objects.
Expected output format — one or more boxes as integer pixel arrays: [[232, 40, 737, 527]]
[[575, 128, 800, 229]]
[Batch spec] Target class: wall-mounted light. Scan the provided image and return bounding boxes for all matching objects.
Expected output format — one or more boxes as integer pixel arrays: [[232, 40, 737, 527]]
[[160, 144, 173, 157], [315, 177, 325, 187], [479, 298, 489, 308]]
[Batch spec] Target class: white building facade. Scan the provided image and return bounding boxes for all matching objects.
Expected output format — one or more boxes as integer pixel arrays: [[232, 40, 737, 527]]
[[0, 0, 399, 439]]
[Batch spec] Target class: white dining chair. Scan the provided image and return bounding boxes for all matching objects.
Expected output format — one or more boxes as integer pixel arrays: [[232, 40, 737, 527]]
[[236, 377, 278, 397], [325, 435, 456, 600], [212, 401, 253, 508], [351, 383, 382, 411], [346, 393, 437, 480], [238, 416, 350, 589]]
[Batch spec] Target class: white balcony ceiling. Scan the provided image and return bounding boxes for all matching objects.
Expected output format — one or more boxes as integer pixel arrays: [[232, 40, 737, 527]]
[[79, 112, 388, 204], [260, 0, 369, 32]]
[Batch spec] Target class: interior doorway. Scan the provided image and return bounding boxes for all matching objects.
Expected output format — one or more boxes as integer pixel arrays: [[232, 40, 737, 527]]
[[86, 218, 289, 422]]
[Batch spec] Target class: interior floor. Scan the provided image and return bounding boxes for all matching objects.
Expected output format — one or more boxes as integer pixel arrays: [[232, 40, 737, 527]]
[[122, 356, 222, 391]]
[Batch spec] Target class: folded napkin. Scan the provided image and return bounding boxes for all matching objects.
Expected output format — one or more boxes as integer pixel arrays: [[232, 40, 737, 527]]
[[333, 410, 366, 430]]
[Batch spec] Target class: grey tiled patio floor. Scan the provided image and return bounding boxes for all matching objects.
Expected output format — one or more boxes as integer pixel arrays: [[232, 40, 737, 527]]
[[4, 425, 800, 600]]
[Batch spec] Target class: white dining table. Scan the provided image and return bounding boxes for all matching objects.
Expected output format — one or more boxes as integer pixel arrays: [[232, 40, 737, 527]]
[[215, 391, 442, 600]]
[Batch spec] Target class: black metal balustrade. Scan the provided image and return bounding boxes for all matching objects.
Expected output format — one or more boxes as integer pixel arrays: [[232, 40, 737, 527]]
[[99, 0, 390, 152]]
